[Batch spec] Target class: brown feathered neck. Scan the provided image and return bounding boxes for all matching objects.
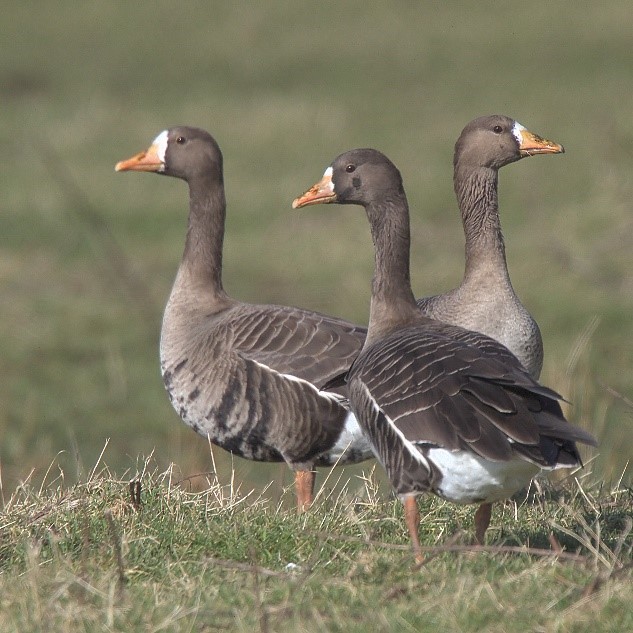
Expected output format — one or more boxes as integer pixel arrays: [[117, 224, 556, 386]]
[[453, 161, 511, 287], [364, 189, 421, 347], [177, 169, 230, 306]]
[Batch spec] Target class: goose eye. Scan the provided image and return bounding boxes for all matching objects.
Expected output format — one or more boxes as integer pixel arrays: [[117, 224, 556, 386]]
[[176, 136, 186, 144], [493, 125, 503, 134], [345, 164, 356, 173]]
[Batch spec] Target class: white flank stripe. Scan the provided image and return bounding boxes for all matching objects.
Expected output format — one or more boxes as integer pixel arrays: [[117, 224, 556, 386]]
[[249, 359, 373, 459], [250, 359, 345, 407], [359, 382, 431, 472]]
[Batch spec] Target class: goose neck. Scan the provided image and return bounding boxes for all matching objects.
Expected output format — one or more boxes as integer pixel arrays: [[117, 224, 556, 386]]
[[454, 165, 510, 286], [178, 174, 228, 300], [365, 195, 419, 342]]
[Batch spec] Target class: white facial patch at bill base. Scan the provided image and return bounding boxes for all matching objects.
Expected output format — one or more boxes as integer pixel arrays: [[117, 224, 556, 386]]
[[151, 130, 169, 172], [511, 121, 527, 145], [323, 166, 334, 192]]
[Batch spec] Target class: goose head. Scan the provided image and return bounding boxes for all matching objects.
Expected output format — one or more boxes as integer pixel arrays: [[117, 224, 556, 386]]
[[292, 148, 404, 209], [115, 126, 223, 183], [454, 115, 564, 171]]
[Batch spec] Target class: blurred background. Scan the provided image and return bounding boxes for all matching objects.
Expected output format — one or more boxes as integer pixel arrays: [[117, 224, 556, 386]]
[[1, 1, 631, 499]]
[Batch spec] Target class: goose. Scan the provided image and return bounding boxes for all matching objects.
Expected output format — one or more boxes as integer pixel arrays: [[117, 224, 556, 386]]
[[292, 149, 596, 559], [115, 127, 373, 510], [416, 115, 564, 379]]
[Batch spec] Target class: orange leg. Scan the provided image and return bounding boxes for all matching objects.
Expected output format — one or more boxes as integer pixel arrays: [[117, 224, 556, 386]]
[[295, 470, 316, 512], [474, 502, 492, 544], [403, 496, 424, 563]]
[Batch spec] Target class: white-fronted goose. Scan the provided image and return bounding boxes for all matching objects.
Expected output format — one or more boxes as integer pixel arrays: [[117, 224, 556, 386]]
[[416, 115, 564, 378], [115, 127, 373, 510], [293, 149, 596, 559]]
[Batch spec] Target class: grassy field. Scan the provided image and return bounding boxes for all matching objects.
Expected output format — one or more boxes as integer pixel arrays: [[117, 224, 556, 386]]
[[1, 2, 632, 627], [0, 465, 631, 632]]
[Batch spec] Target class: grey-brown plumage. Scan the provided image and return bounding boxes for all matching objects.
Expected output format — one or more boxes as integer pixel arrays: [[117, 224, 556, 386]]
[[115, 127, 373, 510], [416, 115, 565, 379], [293, 148, 596, 558]]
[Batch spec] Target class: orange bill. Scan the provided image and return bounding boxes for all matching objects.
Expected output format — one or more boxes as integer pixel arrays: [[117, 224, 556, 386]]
[[516, 127, 565, 157], [115, 141, 164, 172], [292, 167, 336, 208]]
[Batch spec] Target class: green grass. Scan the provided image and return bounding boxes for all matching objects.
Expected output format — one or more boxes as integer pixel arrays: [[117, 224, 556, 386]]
[[0, 0, 632, 570], [0, 464, 631, 632]]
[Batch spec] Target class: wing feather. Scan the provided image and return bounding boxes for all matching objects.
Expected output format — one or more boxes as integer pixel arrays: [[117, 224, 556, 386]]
[[228, 304, 365, 390], [349, 323, 595, 468]]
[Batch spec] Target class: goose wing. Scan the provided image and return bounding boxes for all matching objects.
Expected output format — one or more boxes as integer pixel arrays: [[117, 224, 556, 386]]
[[227, 304, 365, 391], [350, 324, 596, 466]]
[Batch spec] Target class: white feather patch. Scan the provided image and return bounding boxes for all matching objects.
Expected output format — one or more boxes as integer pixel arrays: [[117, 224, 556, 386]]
[[152, 130, 169, 171], [426, 447, 540, 504], [511, 120, 526, 145], [323, 166, 335, 191], [327, 410, 374, 462]]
